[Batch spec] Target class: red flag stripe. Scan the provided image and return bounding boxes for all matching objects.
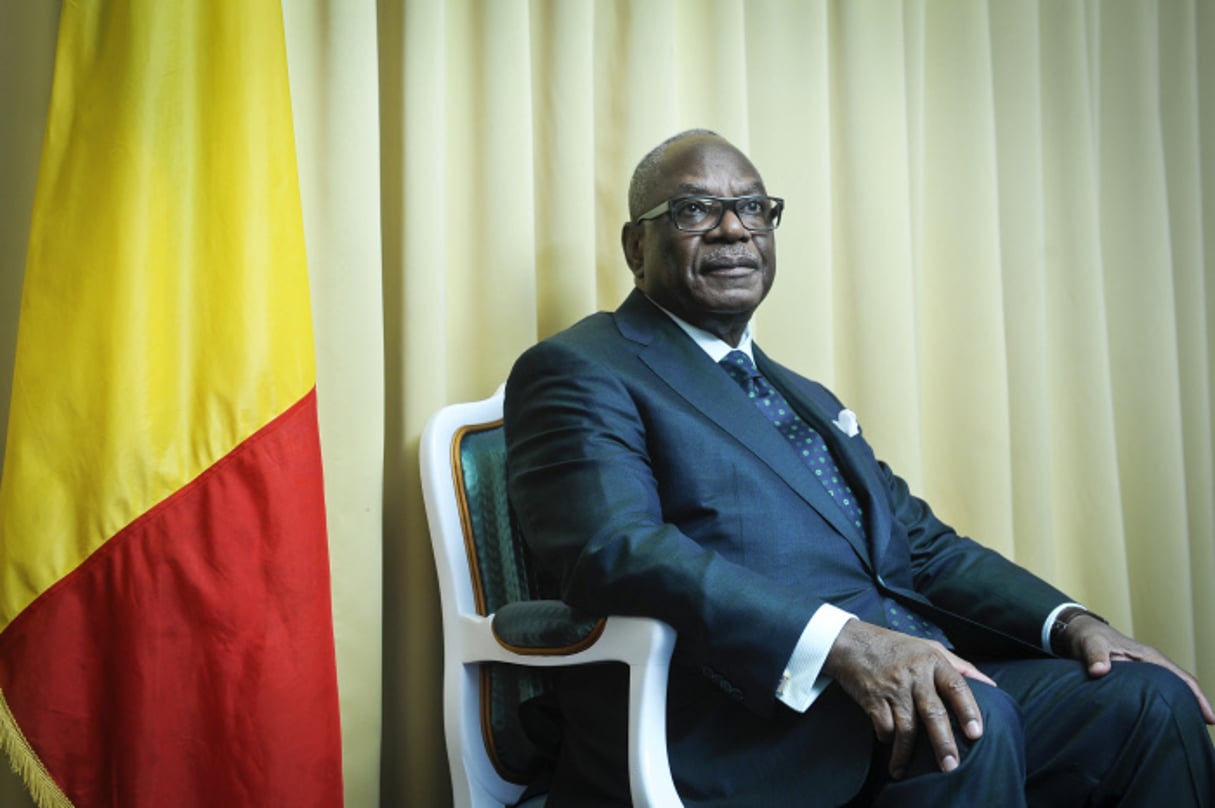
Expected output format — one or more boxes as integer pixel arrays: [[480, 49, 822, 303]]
[[0, 390, 342, 806]]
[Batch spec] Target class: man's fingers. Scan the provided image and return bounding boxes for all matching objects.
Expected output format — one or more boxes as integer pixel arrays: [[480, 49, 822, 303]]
[[1178, 672, 1215, 725], [827, 622, 992, 775], [868, 700, 896, 745], [940, 672, 984, 743], [1071, 629, 1114, 677], [886, 700, 919, 779], [1195, 689, 1215, 725], [943, 647, 998, 689], [914, 677, 961, 775], [888, 665, 978, 778], [1086, 657, 1112, 676], [938, 648, 989, 741], [1142, 653, 1215, 725], [1076, 624, 1215, 725]]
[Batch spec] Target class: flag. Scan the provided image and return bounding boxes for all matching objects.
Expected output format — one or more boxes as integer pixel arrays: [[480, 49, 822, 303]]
[[0, 2, 344, 805]]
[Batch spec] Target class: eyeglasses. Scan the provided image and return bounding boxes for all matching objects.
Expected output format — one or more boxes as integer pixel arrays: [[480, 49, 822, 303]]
[[634, 194, 785, 233]]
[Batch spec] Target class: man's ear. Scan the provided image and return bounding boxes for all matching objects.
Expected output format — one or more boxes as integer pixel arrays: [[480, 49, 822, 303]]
[[620, 222, 645, 278]]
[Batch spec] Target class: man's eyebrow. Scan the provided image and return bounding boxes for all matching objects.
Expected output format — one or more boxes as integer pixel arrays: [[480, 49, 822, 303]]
[[673, 182, 766, 196]]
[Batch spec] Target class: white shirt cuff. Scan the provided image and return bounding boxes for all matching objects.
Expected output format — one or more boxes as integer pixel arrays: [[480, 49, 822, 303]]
[[776, 603, 856, 712], [1041, 602, 1085, 654]]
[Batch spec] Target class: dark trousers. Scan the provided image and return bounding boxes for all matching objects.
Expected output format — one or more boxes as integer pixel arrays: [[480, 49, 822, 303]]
[[854, 659, 1215, 806]]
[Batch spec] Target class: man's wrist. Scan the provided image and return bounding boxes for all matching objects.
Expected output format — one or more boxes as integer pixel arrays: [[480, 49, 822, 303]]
[[1049, 606, 1108, 656], [777, 605, 856, 712]]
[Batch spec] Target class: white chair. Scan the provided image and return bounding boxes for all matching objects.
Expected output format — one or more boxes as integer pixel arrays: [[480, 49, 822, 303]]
[[419, 385, 683, 807]]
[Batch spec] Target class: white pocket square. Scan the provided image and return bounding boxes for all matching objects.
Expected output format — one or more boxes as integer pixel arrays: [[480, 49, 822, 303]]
[[833, 408, 860, 437]]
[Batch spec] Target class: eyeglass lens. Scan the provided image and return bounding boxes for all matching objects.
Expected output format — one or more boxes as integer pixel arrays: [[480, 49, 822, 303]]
[[671, 196, 781, 232]]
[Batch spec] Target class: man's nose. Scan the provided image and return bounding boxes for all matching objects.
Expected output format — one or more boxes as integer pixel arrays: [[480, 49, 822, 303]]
[[706, 207, 750, 240]]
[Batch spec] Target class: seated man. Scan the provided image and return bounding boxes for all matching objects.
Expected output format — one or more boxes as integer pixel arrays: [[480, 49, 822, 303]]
[[503, 129, 1215, 806]]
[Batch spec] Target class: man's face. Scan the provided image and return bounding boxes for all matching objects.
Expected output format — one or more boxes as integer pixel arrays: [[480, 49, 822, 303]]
[[622, 136, 776, 343]]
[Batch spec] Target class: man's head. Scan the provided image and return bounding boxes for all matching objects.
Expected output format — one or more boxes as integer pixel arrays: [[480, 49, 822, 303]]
[[621, 130, 780, 346]]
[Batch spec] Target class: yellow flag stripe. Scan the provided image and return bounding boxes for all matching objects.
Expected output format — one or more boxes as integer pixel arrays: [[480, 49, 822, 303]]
[[0, 1, 314, 632]]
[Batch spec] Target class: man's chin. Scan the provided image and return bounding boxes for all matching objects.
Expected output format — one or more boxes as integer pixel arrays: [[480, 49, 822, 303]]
[[684, 295, 765, 333], [697, 283, 770, 315]]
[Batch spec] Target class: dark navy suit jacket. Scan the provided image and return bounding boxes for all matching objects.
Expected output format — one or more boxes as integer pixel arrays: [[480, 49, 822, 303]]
[[504, 289, 1071, 805]]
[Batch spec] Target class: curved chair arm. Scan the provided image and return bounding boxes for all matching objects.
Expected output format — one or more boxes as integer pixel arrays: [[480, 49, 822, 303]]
[[490, 600, 603, 650], [459, 608, 682, 807]]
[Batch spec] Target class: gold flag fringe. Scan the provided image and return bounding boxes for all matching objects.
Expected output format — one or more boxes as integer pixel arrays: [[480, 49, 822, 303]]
[[0, 688, 73, 808]]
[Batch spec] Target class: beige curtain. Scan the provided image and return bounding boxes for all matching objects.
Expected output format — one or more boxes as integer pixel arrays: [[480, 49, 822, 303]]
[[1, 2, 1211, 806]]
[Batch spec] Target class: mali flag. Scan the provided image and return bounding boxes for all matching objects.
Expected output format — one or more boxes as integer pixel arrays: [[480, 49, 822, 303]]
[[0, 2, 344, 806]]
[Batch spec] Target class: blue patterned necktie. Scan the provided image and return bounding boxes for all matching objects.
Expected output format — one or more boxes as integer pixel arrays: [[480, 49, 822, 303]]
[[719, 350, 864, 531], [719, 349, 950, 645]]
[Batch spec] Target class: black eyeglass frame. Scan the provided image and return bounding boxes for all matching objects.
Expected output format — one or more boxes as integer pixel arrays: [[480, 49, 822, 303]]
[[634, 194, 785, 233]]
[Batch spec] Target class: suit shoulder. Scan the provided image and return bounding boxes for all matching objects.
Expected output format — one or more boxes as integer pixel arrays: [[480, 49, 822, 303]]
[[513, 311, 629, 368], [504, 312, 639, 434], [541, 310, 619, 345]]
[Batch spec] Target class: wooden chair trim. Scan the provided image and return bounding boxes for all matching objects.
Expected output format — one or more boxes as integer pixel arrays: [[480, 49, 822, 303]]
[[450, 419, 503, 618], [451, 417, 537, 785], [492, 617, 609, 656]]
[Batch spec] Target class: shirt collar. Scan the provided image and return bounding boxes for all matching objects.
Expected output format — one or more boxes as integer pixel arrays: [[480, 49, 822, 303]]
[[644, 296, 754, 364]]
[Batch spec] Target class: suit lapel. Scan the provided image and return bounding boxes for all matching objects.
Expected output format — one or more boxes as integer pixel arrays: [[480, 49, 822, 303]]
[[754, 347, 894, 564], [615, 293, 871, 563]]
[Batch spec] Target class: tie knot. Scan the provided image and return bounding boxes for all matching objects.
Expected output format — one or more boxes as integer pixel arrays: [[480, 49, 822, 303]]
[[720, 350, 761, 388]]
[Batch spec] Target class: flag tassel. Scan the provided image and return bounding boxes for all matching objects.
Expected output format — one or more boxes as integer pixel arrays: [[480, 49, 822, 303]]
[[0, 688, 73, 808]]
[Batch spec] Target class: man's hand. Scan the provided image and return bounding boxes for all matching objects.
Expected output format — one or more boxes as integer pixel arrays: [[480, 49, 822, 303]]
[[1059, 615, 1215, 725], [823, 620, 996, 779]]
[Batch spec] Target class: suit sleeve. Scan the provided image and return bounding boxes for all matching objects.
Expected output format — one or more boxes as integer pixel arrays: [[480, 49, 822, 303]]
[[878, 459, 1073, 647], [504, 340, 826, 717]]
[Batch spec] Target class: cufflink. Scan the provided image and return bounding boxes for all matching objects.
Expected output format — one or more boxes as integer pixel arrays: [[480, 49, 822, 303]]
[[777, 670, 791, 698]]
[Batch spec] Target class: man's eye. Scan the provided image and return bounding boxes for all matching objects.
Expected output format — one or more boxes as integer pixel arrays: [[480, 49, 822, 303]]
[[739, 198, 764, 215], [679, 200, 710, 217]]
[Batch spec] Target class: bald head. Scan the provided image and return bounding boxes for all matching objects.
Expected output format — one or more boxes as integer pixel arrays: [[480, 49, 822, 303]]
[[627, 128, 725, 220]]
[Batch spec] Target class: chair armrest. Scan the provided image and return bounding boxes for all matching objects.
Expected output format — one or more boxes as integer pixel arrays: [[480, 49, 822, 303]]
[[490, 599, 603, 652], [458, 607, 682, 807]]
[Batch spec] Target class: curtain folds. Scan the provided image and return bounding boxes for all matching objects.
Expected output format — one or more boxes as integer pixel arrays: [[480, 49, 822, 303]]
[[2, 2, 1211, 806]]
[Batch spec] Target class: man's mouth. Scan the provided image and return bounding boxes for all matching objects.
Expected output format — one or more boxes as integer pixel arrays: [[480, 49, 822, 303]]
[[701, 253, 759, 273]]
